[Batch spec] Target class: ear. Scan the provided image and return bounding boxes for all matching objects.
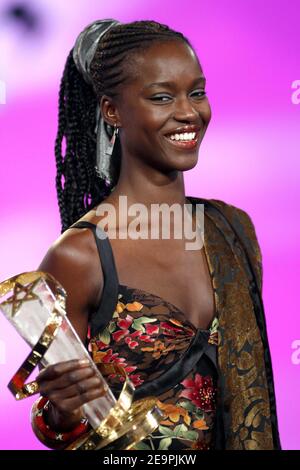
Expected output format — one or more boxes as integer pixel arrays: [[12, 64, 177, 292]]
[[100, 95, 122, 127]]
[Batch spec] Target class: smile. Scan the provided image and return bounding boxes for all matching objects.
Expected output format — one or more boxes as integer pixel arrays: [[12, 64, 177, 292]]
[[163, 132, 199, 150]]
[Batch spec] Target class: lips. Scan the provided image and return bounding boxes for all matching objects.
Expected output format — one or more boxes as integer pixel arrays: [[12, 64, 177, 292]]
[[164, 124, 201, 137], [163, 125, 201, 150], [165, 137, 198, 150], [163, 134, 199, 150]]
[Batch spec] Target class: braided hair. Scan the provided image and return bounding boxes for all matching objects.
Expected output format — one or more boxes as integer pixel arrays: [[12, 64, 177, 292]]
[[55, 20, 192, 232]]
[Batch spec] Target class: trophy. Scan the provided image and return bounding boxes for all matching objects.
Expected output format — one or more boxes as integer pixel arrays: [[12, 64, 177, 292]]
[[0, 271, 162, 450]]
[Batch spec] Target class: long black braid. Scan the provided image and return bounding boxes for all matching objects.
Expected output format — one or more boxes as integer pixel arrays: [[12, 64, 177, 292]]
[[55, 20, 192, 232]]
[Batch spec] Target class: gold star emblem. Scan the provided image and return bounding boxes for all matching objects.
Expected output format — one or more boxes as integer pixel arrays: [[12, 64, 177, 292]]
[[1, 278, 40, 318]]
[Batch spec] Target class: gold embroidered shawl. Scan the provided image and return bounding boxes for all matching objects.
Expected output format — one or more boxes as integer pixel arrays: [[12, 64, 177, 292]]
[[187, 196, 281, 450]]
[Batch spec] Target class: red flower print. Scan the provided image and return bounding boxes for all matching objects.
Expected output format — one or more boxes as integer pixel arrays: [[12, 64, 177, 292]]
[[112, 315, 134, 343], [124, 366, 137, 373], [121, 374, 144, 386], [108, 362, 138, 380], [99, 349, 126, 365], [130, 330, 142, 338], [161, 320, 194, 338], [145, 324, 159, 335], [127, 329, 155, 345], [94, 348, 139, 383], [112, 329, 128, 342], [95, 340, 109, 350], [139, 334, 154, 343], [129, 374, 144, 387], [117, 315, 133, 329], [161, 321, 183, 335], [111, 314, 156, 348], [125, 337, 139, 349], [91, 338, 142, 387], [180, 373, 216, 412]]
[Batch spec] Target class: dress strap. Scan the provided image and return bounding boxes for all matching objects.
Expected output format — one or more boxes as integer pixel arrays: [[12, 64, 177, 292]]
[[70, 221, 119, 338]]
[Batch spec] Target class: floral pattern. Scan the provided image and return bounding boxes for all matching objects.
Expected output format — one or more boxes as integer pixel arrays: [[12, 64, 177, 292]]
[[90, 286, 219, 450], [180, 374, 216, 411]]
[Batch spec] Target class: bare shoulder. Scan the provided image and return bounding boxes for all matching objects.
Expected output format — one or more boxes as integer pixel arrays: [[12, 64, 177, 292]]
[[38, 225, 103, 341]]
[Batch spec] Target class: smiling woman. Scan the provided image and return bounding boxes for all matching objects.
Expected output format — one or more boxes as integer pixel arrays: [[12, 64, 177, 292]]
[[104, 39, 211, 167], [30, 19, 281, 451]]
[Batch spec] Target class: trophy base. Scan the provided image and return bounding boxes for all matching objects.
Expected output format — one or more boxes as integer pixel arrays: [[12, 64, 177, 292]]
[[66, 398, 163, 450]]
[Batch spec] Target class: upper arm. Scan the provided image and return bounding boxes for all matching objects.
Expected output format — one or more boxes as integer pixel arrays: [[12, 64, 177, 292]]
[[37, 228, 104, 344], [233, 206, 263, 293], [209, 198, 263, 293]]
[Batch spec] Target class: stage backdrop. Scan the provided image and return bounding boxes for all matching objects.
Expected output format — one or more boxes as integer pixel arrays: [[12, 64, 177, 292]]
[[0, 0, 299, 450]]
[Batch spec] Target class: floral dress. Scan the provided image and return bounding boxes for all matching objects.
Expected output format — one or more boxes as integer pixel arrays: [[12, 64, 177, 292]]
[[71, 221, 219, 451]]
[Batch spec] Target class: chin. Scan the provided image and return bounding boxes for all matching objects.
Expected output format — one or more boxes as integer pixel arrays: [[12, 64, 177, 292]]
[[170, 153, 199, 171], [153, 150, 199, 174]]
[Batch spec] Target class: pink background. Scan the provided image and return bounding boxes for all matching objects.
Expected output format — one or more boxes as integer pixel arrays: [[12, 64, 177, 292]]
[[0, 0, 299, 449]]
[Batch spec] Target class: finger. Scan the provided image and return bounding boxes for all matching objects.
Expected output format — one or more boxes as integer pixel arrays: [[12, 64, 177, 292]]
[[36, 359, 90, 382], [47, 376, 104, 401], [39, 365, 96, 395], [60, 387, 107, 412]]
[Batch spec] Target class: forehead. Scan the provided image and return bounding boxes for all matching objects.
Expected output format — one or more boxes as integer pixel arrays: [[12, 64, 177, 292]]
[[126, 40, 203, 87]]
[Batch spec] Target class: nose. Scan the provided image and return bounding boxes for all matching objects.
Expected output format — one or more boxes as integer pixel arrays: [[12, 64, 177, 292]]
[[173, 96, 199, 122]]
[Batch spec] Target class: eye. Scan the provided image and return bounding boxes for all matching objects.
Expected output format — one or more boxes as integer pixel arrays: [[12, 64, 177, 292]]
[[191, 90, 206, 98], [150, 90, 207, 103], [150, 95, 171, 102]]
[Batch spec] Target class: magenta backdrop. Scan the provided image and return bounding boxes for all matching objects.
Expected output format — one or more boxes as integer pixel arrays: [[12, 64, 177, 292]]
[[0, 0, 299, 450]]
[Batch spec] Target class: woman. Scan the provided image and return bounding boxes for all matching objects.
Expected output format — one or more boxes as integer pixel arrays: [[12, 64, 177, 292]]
[[31, 19, 281, 450]]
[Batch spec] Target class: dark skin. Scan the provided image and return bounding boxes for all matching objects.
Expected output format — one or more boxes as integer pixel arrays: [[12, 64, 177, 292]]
[[36, 40, 214, 431]]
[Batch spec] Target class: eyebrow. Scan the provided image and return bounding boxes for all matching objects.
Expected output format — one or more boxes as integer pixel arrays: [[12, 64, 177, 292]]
[[145, 76, 206, 89]]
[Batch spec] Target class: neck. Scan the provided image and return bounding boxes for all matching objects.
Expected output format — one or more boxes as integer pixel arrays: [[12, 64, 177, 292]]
[[109, 156, 187, 209]]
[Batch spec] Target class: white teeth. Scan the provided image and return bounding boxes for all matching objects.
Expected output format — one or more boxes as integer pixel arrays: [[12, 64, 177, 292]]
[[169, 132, 196, 141]]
